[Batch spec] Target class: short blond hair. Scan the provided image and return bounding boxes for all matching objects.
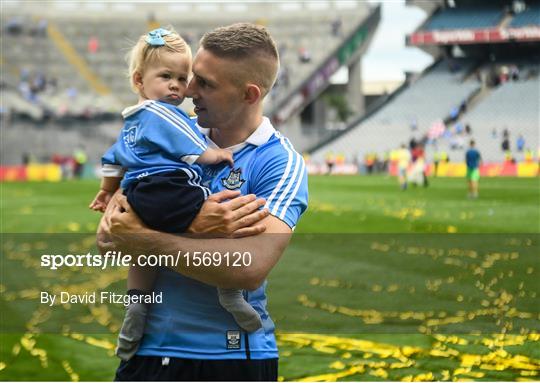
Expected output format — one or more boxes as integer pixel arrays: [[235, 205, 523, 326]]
[[200, 23, 279, 97], [127, 27, 192, 94]]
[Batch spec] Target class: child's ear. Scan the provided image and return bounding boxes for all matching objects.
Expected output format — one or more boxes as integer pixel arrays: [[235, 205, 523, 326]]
[[133, 72, 143, 89]]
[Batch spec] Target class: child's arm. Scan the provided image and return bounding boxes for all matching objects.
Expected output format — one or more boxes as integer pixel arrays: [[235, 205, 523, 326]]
[[196, 148, 234, 167], [195, 148, 234, 166], [89, 177, 122, 212]]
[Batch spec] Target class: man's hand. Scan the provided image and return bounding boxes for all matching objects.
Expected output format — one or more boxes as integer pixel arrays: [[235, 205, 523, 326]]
[[96, 191, 151, 254], [188, 190, 269, 238]]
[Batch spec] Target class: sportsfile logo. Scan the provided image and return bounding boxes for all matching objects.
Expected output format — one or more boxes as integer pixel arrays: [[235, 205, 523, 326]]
[[226, 330, 241, 349]]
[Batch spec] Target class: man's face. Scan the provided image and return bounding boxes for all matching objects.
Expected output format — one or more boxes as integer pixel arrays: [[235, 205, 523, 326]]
[[185, 48, 245, 129]]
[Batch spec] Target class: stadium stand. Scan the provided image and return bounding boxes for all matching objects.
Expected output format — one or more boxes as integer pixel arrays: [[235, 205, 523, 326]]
[[1, 2, 374, 166], [1, 20, 122, 119], [2, 3, 370, 121], [509, 4, 540, 27], [309, 0, 540, 174], [52, 11, 370, 109], [423, 7, 504, 30], [310, 59, 480, 164], [450, 64, 540, 162]]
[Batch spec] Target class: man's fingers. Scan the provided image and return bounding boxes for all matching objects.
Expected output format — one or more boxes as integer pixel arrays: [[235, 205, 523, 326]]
[[225, 194, 260, 211], [226, 208, 269, 233], [230, 198, 267, 219], [207, 189, 241, 203], [97, 238, 116, 253], [115, 194, 130, 212], [233, 207, 269, 229], [231, 224, 267, 238]]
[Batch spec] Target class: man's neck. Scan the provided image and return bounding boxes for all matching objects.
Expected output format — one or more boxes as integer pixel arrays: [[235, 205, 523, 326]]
[[209, 114, 263, 148]]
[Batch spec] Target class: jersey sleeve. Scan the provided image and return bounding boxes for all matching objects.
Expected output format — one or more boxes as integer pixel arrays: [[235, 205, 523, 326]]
[[140, 105, 207, 165], [101, 142, 125, 177], [253, 145, 308, 229]]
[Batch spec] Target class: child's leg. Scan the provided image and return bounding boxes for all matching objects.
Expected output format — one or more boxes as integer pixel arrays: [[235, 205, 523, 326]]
[[218, 288, 262, 333], [127, 264, 156, 292], [116, 266, 157, 361]]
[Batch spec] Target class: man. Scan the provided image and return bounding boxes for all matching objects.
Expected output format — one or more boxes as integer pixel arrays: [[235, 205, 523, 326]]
[[99, 23, 308, 381], [465, 139, 481, 199], [396, 144, 411, 190]]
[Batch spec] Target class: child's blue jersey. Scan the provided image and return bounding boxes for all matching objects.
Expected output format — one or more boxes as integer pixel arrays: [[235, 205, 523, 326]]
[[137, 117, 309, 360], [102, 100, 207, 188]]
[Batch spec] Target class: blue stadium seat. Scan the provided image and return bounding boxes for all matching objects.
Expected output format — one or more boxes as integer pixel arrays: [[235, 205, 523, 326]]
[[424, 8, 503, 30], [509, 5, 540, 27]]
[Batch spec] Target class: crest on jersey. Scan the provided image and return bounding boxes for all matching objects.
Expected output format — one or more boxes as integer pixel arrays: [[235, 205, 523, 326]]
[[122, 125, 138, 148], [221, 168, 245, 190], [226, 330, 241, 349]]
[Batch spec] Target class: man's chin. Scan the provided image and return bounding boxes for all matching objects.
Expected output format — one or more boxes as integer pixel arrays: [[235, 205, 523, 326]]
[[194, 113, 209, 126]]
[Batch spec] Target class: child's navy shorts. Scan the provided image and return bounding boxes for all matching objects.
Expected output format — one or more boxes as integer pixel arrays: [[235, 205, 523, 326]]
[[123, 170, 209, 233]]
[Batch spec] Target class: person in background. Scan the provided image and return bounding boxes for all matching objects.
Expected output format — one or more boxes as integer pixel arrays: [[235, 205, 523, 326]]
[[517, 134, 525, 152], [465, 140, 482, 199], [397, 144, 411, 190]]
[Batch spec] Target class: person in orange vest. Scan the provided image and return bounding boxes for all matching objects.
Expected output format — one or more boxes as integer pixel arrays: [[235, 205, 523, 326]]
[[325, 152, 335, 175], [365, 153, 376, 174]]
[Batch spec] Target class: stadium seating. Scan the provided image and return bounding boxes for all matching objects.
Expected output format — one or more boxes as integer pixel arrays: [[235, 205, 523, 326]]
[[1, 21, 122, 118], [450, 66, 540, 162], [509, 5, 540, 27], [52, 8, 369, 108], [310, 59, 480, 163], [2, 4, 370, 120], [423, 8, 504, 30]]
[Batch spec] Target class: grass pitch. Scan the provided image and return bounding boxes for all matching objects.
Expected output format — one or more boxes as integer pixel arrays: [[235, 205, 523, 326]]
[[1, 175, 539, 381]]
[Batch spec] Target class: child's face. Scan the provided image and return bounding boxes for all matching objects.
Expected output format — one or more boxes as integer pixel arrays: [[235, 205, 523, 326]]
[[138, 51, 191, 105]]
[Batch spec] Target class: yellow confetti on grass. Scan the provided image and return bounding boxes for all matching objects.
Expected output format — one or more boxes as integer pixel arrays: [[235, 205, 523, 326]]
[[278, 332, 540, 381], [329, 361, 346, 370], [65, 333, 114, 351], [369, 368, 388, 379], [62, 360, 79, 382], [296, 365, 365, 382], [20, 333, 48, 368]]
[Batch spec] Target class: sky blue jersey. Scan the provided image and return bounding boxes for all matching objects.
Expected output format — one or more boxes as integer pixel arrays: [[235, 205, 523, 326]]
[[101, 100, 207, 189], [465, 148, 481, 169], [138, 117, 309, 360]]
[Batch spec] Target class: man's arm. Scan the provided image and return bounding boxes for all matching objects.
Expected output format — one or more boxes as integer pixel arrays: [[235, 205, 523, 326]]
[[98, 192, 284, 290], [176, 215, 291, 290]]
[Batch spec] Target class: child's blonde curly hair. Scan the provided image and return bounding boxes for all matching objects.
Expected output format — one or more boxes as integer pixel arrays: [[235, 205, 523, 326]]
[[126, 27, 192, 94]]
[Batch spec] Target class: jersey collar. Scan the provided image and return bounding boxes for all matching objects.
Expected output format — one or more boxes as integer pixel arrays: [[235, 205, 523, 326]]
[[121, 100, 155, 118], [198, 116, 276, 153], [122, 100, 185, 119]]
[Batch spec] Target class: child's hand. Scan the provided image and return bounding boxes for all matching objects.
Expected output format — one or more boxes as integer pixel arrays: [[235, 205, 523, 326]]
[[218, 149, 234, 167], [89, 189, 114, 213], [196, 148, 234, 167]]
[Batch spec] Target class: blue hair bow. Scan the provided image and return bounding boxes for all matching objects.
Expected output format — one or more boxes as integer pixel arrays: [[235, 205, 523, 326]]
[[146, 28, 171, 46]]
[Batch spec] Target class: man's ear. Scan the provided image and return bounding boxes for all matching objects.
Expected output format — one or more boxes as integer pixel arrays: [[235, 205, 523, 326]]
[[244, 83, 262, 105], [133, 72, 143, 90]]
